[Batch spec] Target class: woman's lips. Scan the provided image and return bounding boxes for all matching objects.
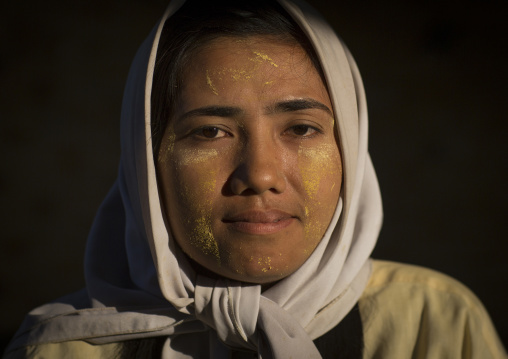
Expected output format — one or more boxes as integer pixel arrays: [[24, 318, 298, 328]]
[[223, 210, 296, 235]]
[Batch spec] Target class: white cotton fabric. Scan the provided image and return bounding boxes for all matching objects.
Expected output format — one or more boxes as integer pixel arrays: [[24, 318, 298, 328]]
[[7, 0, 382, 358]]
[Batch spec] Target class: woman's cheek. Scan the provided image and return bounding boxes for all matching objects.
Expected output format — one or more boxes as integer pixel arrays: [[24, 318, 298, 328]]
[[298, 143, 342, 247], [171, 148, 222, 265]]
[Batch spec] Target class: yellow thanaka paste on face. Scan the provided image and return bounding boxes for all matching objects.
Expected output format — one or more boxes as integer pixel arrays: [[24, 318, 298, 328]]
[[208, 67, 254, 82], [207, 49, 279, 85], [258, 256, 272, 272], [230, 68, 253, 81], [298, 144, 336, 199], [191, 216, 220, 260], [182, 170, 221, 264], [298, 143, 339, 242], [303, 217, 325, 244], [250, 51, 279, 67], [178, 148, 218, 166]]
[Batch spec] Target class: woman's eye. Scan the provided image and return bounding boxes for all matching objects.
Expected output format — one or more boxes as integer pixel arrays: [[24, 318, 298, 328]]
[[193, 126, 228, 139], [287, 125, 319, 137]]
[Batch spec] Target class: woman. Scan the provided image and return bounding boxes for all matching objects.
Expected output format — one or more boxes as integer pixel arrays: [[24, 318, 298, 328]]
[[4, 0, 506, 358]]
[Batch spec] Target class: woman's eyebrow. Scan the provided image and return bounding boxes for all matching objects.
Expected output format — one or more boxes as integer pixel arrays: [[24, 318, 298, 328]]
[[266, 98, 333, 116], [178, 106, 243, 121], [177, 99, 332, 121]]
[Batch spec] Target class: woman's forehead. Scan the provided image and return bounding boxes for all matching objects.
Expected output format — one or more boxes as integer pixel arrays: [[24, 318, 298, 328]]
[[176, 36, 331, 116], [189, 36, 311, 74]]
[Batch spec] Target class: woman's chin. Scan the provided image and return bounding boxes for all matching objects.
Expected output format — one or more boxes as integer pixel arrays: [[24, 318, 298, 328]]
[[211, 250, 300, 284], [179, 220, 320, 284]]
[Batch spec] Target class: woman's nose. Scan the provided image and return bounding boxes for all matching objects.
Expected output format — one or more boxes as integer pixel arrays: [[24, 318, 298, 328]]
[[229, 139, 286, 195]]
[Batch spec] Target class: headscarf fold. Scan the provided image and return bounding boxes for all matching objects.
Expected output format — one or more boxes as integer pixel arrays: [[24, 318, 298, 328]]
[[7, 0, 382, 357]]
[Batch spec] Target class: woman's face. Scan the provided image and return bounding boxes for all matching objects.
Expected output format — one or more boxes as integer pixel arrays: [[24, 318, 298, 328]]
[[157, 36, 342, 284]]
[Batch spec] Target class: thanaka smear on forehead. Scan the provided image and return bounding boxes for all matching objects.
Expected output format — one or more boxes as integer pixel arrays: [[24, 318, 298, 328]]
[[204, 49, 279, 96]]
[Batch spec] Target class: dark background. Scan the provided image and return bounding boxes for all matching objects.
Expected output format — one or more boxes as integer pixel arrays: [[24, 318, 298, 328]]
[[1, 0, 507, 352]]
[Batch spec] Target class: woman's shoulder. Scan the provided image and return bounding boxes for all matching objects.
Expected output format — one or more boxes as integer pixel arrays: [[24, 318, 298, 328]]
[[364, 259, 482, 299], [3, 341, 119, 359], [358, 259, 507, 358]]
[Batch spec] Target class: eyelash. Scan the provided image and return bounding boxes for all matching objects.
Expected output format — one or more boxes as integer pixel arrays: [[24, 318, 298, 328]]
[[189, 123, 323, 140], [191, 126, 230, 140], [284, 124, 322, 138]]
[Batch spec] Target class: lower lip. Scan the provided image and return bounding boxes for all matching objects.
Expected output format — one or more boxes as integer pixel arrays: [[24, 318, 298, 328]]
[[226, 217, 295, 235]]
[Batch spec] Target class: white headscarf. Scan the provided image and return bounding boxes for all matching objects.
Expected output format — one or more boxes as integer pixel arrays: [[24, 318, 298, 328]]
[[8, 0, 382, 357]]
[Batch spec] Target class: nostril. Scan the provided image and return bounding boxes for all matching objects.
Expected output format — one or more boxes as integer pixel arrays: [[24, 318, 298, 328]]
[[226, 160, 286, 196]]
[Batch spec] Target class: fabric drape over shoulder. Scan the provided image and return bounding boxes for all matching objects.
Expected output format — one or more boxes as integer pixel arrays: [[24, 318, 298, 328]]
[[6, 0, 382, 358]]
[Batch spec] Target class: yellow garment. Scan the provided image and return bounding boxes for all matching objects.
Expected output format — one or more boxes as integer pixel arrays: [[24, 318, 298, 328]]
[[3, 341, 119, 359], [360, 261, 506, 358], [5, 260, 506, 359]]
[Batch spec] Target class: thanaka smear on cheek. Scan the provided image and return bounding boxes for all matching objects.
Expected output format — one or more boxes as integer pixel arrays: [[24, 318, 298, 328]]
[[298, 144, 337, 199], [177, 148, 218, 166], [298, 143, 340, 242], [183, 171, 221, 264], [192, 215, 220, 263]]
